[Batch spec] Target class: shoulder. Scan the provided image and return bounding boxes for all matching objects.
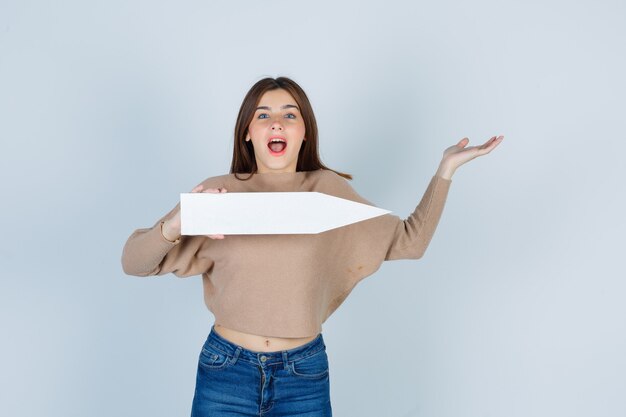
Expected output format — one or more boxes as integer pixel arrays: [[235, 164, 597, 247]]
[[314, 169, 373, 205], [315, 168, 351, 186]]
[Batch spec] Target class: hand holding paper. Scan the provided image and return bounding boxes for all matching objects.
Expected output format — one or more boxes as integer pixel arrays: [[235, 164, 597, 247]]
[[162, 185, 229, 241]]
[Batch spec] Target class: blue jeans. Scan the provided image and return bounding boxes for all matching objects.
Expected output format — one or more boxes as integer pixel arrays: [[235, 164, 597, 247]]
[[191, 325, 332, 417]]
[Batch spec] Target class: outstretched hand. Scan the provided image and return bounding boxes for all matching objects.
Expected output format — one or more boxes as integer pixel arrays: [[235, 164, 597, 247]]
[[438, 135, 504, 178]]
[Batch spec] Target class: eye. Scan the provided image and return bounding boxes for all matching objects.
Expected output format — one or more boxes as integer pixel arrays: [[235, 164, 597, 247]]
[[257, 113, 296, 119]]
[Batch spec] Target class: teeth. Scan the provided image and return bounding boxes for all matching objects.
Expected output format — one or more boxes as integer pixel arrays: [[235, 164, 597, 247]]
[[270, 138, 286, 143]]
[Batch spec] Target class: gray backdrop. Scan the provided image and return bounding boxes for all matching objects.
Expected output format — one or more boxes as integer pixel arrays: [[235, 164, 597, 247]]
[[1, 0, 624, 416]]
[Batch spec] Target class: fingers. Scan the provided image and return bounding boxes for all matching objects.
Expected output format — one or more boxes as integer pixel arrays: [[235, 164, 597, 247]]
[[192, 185, 229, 193], [202, 187, 228, 193], [486, 135, 504, 148], [191, 184, 226, 193], [188, 185, 228, 239], [462, 135, 504, 149], [203, 187, 227, 239], [478, 137, 494, 150], [477, 135, 504, 153]]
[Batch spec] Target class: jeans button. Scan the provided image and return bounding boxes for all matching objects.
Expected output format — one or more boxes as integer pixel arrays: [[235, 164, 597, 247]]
[[260, 355, 267, 362]]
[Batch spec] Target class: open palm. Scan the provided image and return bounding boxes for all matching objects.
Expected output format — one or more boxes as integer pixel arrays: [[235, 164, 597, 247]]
[[442, 135, 504, 169]]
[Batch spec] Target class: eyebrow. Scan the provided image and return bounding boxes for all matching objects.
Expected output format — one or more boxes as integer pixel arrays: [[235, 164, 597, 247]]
[[255, 104, 300, 112]]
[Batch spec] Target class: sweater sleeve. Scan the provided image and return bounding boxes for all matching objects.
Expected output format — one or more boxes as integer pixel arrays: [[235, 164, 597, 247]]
[[383, 174, 452, 260], [325, 171, 452, 261], [121, 204, 215, 278], [121, 174, 230, 277]]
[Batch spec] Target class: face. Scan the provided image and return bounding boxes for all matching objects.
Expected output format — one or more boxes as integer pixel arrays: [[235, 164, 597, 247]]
[[245, 89, 306, 173]]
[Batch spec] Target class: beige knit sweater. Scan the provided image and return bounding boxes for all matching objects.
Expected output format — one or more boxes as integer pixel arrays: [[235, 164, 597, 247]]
[[121, 168, 452, 338]]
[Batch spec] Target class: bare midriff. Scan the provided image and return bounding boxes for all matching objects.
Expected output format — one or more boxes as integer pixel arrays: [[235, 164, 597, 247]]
[[213, 323, 319, 353]]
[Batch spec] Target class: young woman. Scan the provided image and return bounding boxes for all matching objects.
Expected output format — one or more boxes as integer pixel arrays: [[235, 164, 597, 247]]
[[122, 76, 503, 416]]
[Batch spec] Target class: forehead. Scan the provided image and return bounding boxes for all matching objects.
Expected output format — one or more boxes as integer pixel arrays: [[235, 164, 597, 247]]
[[257, 89, 297, 106]]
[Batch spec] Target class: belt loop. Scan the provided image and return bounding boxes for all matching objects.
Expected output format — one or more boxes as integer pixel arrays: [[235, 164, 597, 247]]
[[231, 346, 241, 364], [282, 350, 289, 370]]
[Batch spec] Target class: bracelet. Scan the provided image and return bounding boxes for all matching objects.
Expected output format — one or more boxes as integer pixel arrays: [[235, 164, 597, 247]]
[[160, 221, 181, 244]]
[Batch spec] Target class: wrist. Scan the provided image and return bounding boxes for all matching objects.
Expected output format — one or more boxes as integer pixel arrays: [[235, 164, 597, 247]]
[[436, 161, 455, 180]]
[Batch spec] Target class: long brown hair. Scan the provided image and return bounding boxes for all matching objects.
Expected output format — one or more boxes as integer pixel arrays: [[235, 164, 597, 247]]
[[229, 76, 353, 181]]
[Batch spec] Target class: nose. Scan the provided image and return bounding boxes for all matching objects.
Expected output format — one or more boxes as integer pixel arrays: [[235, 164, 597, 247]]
[[270, 118, 283, 131]]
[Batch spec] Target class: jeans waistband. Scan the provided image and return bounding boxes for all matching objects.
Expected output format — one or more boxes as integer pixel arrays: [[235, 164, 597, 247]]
[[205, 324, 326, 367]]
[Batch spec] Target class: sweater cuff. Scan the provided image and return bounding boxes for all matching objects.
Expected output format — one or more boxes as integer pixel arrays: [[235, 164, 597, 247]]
[[432, 174, 452, 194], [433, 173, 452, 184]]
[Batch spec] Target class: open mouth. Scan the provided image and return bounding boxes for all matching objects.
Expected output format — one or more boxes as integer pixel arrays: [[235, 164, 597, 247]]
[[268, 138, 287, 155]]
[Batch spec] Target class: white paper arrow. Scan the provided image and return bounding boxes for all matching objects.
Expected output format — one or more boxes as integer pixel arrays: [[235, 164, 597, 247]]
[[180, 192, 391, 235]]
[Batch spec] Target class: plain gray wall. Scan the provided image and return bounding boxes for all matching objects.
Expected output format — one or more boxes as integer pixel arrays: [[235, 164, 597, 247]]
[[1, 0, 624, 416]]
